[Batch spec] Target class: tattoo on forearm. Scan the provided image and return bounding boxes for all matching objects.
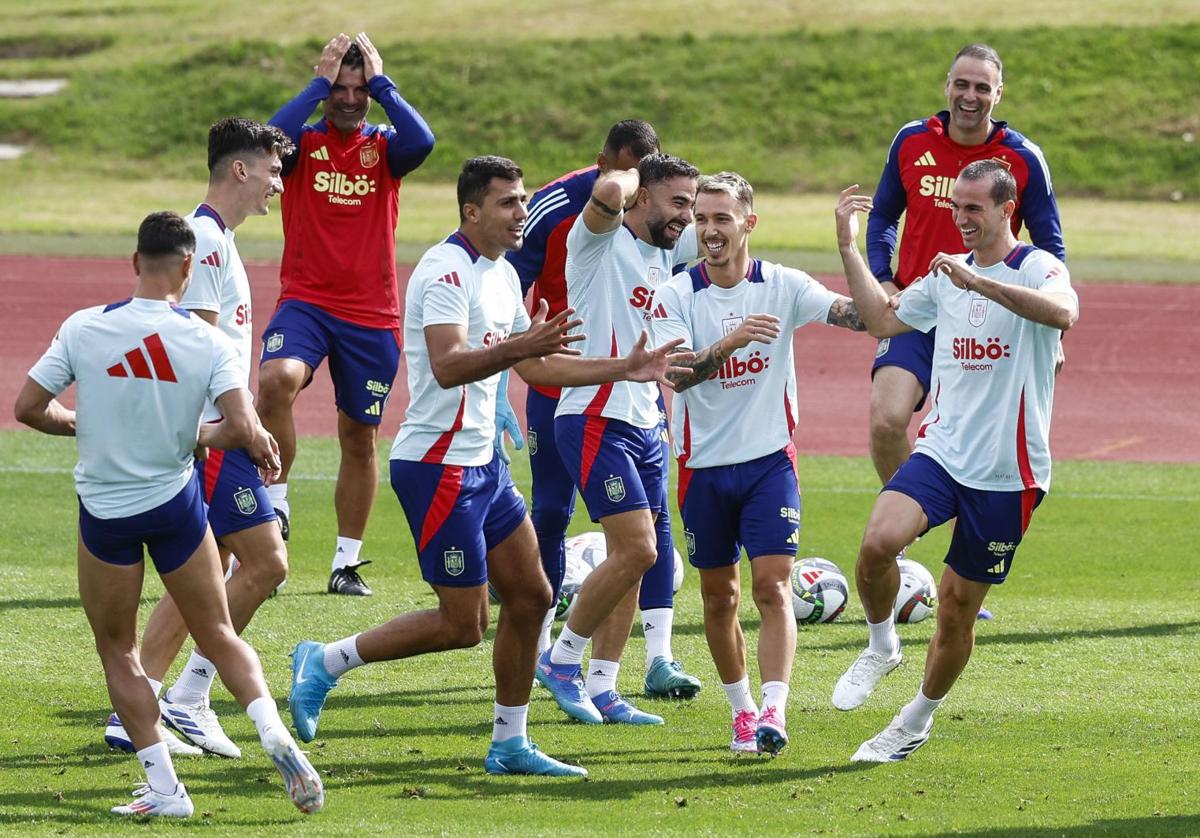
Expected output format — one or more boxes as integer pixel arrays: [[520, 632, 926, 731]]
[[589, 195, 620, 218], [666, 340, 730, 393], [827, 298, 867, 331]]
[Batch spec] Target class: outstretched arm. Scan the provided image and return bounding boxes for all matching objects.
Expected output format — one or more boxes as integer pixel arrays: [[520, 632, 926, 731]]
[[516, 331, 690, 388]]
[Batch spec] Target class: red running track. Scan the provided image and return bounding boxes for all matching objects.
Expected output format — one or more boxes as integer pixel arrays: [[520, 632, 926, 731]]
[[1, 255, 1195, 463]]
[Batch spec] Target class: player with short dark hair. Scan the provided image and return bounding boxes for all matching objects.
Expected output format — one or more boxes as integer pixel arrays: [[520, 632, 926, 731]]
[[14, 211, 323, 817], [833, 162, 1078, 760], [286, 156, 688, 775], [259, 32, 436, 597]]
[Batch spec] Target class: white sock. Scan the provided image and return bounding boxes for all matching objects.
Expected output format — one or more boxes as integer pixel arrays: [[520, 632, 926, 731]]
[[585, 659, 620, 699], [761, 680, 789, 722], [266, 483, 288, 514], [167, 651, 217, 705], [867, 615, 900, 657], [147, 677, 164, 699], [899, 684, 944, 733], [537, 606, 555, 656], [246, 696, 287, 743], [721, 677, 758, 717], [492, 702, 529, 742], [323, 634, 364, 678], [641, 607, 674, 665], [137, 741, 179, 794], [332, 536, 363, 571], [550, 626, 589, 666]]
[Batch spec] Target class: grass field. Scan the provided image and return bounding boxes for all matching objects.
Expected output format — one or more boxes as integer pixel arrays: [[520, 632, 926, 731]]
[[2, 430, 1198, 835]]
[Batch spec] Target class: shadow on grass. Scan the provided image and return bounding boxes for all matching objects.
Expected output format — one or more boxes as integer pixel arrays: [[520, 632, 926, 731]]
[[924, 816, 1200, 837]]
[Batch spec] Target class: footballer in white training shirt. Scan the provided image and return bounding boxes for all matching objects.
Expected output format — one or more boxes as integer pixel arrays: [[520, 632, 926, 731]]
[[651, 173, 868, 755], [831, 162, 1078, 763]]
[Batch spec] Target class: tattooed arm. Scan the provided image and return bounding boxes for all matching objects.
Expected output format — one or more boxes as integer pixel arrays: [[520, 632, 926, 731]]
[[826, 296, 868, 331], [665, 313, 781, 393]]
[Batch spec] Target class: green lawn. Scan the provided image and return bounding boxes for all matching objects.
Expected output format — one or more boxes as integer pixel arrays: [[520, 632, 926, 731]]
[[1, 430, 1197, 835]]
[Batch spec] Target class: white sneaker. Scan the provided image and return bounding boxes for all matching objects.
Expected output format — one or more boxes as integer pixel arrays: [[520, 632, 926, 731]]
[[111, 783, 195, 817], [851, 714, 931, 762], [104, 714, 203, 757], [831, 647, 902, 710], [160, 696, 242, 758], [729, 709, 759, 753], [262, 727, 325, 814]]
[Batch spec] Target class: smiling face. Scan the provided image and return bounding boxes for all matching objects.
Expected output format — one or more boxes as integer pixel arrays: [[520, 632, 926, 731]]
[[241, 150, 284, 217], [944, 56, 1003, 144], [323, 63, 370, 134], [694, 189, 755, 269], [465, 176, 528, 257], [950, 175, 1013, 252], [641, 175, 697, 250]]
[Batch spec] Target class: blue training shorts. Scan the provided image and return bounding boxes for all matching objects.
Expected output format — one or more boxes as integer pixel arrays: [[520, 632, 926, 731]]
[[526, 387, 578, 597], [871, 327, 934, 412], [679, 446, 801, 569], [391, 455, 528, 588], [79, 470, 209, 574], [885, 452, 1044, 584], [196, 447, 277, 538], [260, 299, 401, 426], [554, 414, 664, 522]]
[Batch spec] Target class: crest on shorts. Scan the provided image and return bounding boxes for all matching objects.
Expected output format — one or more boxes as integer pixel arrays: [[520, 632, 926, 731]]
[[266, 333, 284, 353], [234, 487, 258, 515], [604, 476, 626, 503], [968, 298, 989, 327], [528, 430, 538, 456], [444, 549, 465, 576], [684, 529, 696, 556], [875, 337, 890, 358], [647, 267, 663, 287], [359, 144, 380, 168]]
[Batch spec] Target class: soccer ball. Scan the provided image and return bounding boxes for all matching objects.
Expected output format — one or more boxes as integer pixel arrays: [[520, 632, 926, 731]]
[[673, 548, 684, 593], [790, 557, 850, 624], [893, 558, 937, 623]]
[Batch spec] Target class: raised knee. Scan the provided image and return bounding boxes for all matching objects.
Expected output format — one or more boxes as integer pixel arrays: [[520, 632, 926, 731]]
[[241, 549, 289, 594]]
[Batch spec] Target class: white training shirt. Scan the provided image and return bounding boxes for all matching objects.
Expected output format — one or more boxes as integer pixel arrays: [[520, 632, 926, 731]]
[[556, 219, 698, 428], [28, 297, 244, 518], [652, 259, 840, 469], [390, 233, 532, 466], [182, 204, 252, 422], [895, 244, 1077, 491]]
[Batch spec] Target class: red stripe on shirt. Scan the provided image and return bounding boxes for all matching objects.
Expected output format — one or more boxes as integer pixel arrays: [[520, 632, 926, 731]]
[[422, 388, 467, 464], [143, 333, 177, 382], [419, 465, 464, 552], [583, 329, 619, 416], [1015, 387, 1037, 489], [203, 448, 225, 503], [125, 347, 152, 380], [916, 381, 942, 439], [676, 406, 693, 510]]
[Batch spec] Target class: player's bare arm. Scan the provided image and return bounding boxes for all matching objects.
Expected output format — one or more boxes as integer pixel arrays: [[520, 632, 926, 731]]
[[826, 296, 868, 331], [582, 169, 640, 234], [929, 253, 1078, 332], [13, 377, 75, 436], [518, 331, 692, 388], [425, 299, 584, 389], [836, 185, 912, 339], [355, 32, 383, 80], [665, 313, 781, 393], [314, 33, 352, 82]]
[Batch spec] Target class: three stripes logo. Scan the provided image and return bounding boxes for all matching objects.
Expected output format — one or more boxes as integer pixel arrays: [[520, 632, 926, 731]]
[[436, 271, 462, 287], [309, 146, 330, 161], [364, 401, 382, 417], [106, 334, 178, 383], [199, 250, 221, 268], [913, 150, 937, 167], [988, 559, 1007, 575]]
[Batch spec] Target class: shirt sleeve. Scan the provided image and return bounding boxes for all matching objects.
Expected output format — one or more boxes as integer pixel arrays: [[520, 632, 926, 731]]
[[367, 75, 436, 179], [179, 235, 223, 314], [27, 312, 83, 395], [866, 124, 917, 283], [649, 278, 693, 351], [270, 78, 330, 178], [418, 255, 471, 329], [787, 269, 842, 328], [208, 331, 245, 404], [894, 273, 939, 333], [565, 215, 617, 297]]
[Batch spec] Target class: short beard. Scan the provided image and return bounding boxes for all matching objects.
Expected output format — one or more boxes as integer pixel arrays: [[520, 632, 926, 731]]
[[646, 216, 677, 250]]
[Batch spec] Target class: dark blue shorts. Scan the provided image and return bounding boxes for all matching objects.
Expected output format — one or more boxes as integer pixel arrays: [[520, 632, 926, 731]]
[[679, 446, 801, 568], [554, 414, 665, 523], [871, 327, 935, 412], [260, 299, 401, 426], [885, 453, 1044, 584], [526, 388, 578, 595], [195, 447, 277, 538], [79, 470, 210, 574], [391, 456, 528, 588]]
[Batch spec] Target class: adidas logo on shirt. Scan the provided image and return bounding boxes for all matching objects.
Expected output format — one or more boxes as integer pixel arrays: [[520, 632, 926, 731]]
[[436, 271, 462, 287], [914, 150, 937, 167], [199, 250, 221, 268], [309, 146, 330, 161], [106, 334, 178, 383]]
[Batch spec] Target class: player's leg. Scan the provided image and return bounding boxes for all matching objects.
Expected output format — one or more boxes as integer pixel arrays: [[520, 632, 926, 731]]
[[526, 388, 576, 653], [324, 322, 401, 595], [868, 330, 933, 485]]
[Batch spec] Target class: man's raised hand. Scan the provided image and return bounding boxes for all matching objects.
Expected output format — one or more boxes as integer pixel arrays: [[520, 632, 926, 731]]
[[315, 33, 351, 82], [624, 332, 694, 385], [515, 298, 585, 359], [355, 32, 384, 79], [724, 313, 781, 351], [835, 185, 873, 248]]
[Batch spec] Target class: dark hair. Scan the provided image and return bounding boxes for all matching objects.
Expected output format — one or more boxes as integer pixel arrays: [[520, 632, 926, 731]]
[[958, 159, 1017, 205], [457, 155, 524, 221], [603, 119, 660, 161], [342, 43, 364, 70], [951, 43, 1003, 82], [637, 153, 699, 189], [207, 117, 293, 173], [137, 211, 196, 257]]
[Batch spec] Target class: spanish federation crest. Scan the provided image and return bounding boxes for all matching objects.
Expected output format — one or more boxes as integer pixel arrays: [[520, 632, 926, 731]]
[[647, 267, 663, 287], [604, 476, 626, 503], [875, 337, 890, 358], [266, 333, 284, 353], [359, 144, 380, 168], [684, 530, 696, 556], [234, 487, 258, 515], [528, 430, 538, 456], [444, 549, 465, 577], [968, 298, 989, 328]]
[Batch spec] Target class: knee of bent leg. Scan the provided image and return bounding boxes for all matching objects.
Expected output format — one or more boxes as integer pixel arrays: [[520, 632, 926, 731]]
[[242, 545, 289, 594], [869, 393, 912, 440], [441, 607, 486, 649], [257, 363, 302, 406]]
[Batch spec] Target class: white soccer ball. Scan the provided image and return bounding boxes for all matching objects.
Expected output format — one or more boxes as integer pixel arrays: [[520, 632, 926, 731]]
[[893, 558, 937, 623], [673, 548, 684, 593], [790, 557, 849, 624]]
